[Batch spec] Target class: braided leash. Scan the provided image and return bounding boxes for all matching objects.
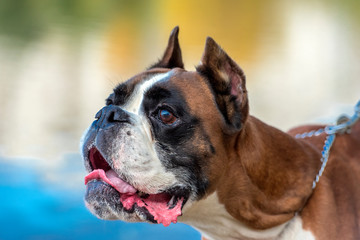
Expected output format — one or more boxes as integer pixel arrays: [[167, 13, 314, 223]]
[[295, 100, 360, 189]]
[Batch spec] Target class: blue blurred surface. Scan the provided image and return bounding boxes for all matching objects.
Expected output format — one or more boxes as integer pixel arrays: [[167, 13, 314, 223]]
[[0, 156, 200, 240]]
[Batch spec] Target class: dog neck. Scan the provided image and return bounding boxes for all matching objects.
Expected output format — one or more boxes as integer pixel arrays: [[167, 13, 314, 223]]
[[180, 193, 315, 240], [181, 116, 321, 239]]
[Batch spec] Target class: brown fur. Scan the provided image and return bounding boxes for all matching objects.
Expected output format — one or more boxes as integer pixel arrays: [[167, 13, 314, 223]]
[[294, 123, 360, 239], [170, 65, 360, 238], [200, 118, 360, 240], [159, 27, 360, 239], [144, 27, 360, 239]]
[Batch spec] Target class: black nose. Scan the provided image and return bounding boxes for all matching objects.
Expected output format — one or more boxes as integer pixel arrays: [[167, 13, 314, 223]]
[[95, 105, 131, 129]]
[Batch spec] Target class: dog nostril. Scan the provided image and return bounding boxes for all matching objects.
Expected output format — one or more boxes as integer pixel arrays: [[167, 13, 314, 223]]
[[107, 111, 116, 122], [108, 110, 129, 123], [96, 105, 131, 129], [107, 108, 130, 123]]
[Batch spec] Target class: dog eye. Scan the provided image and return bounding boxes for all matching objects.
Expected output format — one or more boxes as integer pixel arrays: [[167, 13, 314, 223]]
[[158, 109, 177, 125]]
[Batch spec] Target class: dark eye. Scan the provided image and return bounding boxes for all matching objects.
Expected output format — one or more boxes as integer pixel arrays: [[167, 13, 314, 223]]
[[158, 109, 177, 125]]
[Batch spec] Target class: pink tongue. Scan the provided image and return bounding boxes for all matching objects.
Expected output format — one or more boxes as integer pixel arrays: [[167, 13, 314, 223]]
[[142, 195, 183, 227], [84, 169, 183, 226], [85, 169, 137, 194], [120, 194, 184, 227]]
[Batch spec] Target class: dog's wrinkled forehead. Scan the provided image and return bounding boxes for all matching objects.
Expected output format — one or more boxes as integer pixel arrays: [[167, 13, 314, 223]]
[[108, 69, 174, 113], [126, 72, 171, 114]]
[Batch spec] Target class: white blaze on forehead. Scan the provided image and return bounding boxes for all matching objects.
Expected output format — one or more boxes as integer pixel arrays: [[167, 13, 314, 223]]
[[115, 71, 178, 193], [123, 72, 171, 115]]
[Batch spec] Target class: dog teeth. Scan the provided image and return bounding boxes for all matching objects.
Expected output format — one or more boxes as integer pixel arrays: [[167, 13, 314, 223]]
[[167, 195, 177, 209]]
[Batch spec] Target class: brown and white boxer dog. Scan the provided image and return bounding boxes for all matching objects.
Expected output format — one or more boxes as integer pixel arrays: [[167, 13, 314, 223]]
[[81, 27, 360, 240]]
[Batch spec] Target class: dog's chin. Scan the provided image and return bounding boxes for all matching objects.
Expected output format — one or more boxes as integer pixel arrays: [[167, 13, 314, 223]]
[[85, 180, 156, 223]]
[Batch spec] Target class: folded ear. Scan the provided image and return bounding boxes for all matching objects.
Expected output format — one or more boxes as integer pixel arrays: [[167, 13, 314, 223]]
[[149, 26, 184, 69], [196, 37, 248, 132]]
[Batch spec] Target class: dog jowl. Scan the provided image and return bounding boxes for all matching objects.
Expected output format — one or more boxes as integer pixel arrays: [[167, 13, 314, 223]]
[[81, 26, 360, 240], [81, 26, 247, 227]]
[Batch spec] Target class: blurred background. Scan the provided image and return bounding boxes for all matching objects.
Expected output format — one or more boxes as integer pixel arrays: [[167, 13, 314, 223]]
[[0, 0, 359, 239]]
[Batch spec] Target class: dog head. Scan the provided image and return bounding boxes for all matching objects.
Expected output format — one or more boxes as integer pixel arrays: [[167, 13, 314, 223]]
[[81, 26, 248, 226]]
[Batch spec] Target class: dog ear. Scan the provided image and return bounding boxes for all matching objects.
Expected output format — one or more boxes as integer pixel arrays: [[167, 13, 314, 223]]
[[149, 26, 184, 69], [196, 37, 249, 132]]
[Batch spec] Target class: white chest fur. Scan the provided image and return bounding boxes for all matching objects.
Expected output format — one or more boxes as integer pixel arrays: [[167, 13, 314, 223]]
[[179, 193, 315, 240]]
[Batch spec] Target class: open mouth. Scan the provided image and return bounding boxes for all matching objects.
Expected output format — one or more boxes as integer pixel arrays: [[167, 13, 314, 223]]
[[84, 147, 189, 226]]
